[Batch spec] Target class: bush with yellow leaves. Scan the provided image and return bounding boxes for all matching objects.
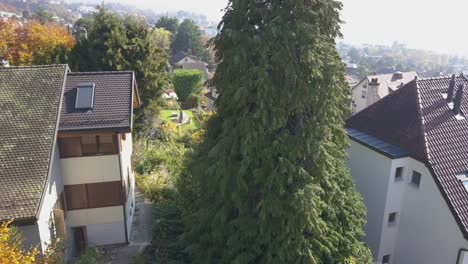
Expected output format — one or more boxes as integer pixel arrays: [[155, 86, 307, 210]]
[[0, 220, 38, 264]]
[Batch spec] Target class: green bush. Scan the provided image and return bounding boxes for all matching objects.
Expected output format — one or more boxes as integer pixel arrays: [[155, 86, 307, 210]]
[[173, 69, 203, 103]]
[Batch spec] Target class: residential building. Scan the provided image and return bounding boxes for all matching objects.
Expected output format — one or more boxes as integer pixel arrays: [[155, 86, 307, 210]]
[[346, 74, 468, 264], [0, 65, 140, 257], [182, 61, 212, 81], [170, 51, 201, 67], [351, 71, 419, 114]]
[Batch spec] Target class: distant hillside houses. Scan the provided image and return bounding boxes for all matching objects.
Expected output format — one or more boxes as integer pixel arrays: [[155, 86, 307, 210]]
[[351, 71, 419, 114]]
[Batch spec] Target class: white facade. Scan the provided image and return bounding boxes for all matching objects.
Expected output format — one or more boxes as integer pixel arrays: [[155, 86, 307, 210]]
[[17, 132, 136, 256], [347, 139, 468, 264], [351, 78, 370, 114]]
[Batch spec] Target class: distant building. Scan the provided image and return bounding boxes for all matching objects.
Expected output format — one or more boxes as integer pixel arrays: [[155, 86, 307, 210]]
[[351, 71, 419, 114], [170, 51, 212, 81], [346, 74, 468, 264]]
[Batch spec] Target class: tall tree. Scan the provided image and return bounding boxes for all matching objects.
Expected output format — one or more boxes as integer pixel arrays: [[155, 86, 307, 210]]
[[180, 0, 371, 263], [155, 16, 179, 34], [171, 19, 203, 56]]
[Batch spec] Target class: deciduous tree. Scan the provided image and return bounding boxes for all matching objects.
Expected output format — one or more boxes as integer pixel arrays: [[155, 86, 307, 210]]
[[0, 20, 75, 65], [0, 221, 37, 264]]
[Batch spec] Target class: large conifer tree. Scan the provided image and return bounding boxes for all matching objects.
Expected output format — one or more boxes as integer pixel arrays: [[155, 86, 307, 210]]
[[182, 0, 371, 263]]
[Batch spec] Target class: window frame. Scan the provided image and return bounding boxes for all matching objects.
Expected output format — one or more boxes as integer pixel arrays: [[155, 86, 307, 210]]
[[382, 254, 391, 264], [361, 90, 367, 98], [411, 171, 422, 188], [388, 212, 397, 225], [394, 167, 404, 181]]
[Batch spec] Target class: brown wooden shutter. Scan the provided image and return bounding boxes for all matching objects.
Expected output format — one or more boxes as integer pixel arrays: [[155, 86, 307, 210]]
[[81, 135, 98, 155], [58, 137, 82, 158], [64, 185, 88, 210], [87, 181, 123, 208], [98, 135, 116, 154]]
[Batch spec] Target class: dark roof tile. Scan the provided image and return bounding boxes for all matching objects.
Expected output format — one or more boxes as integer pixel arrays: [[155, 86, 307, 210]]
[[0, 65, 66, 221], [59, 71, 134, 132]]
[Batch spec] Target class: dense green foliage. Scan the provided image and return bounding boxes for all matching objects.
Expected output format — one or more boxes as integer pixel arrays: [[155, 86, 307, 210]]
[[171, 19, 204, 56], [178, 0, 371, 263], [172, 69, 203, 103], [70, 6, 171, 135], [155, 16, 180, 34]]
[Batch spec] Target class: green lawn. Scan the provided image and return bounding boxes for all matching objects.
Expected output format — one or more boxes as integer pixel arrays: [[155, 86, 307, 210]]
[[160, 110, 200, 134]]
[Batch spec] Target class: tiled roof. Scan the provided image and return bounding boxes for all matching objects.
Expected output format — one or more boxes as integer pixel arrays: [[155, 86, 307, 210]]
[[0, 65, 67, 221], [59, 71, 135, 132], [347, 75, 468, 237], [354, 71, 419, 98]]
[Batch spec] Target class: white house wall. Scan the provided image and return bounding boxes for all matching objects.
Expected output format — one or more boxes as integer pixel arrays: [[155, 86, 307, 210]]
[[392, 158, 468, 264], [60, 155, 121, 185], [121, 133, 135, 239], [67, 206, 126, 246], [346, 139, 392, 260], [36, 143, 64, 252], [351, 79, 369, 114], [348, 139, 468, 264]]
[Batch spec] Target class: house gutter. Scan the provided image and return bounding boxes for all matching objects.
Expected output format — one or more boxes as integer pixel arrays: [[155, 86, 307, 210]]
[[117, 135, 129, 244]]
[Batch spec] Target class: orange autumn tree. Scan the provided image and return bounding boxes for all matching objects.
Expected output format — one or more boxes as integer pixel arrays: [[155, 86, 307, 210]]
[[0, 20, 75, 66], [0, 20, 16, 57], [0, 220, 38, 264]]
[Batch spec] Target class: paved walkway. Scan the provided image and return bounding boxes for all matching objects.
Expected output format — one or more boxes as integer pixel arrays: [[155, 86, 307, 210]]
[[102, 191, 153, 264]]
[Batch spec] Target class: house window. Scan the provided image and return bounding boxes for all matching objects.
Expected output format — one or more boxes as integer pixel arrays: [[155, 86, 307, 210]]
[[395, 167, 403, 181], [411, 171, 422, 187], [65, 181, 123, 210], [361, 90, 367, 98], [382, 254, 391, 264], [388, 212, 397, 225]]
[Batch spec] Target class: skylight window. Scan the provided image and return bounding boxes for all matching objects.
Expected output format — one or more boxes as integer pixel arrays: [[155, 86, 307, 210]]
[[456, 173, 468, 191], [75, 83, 95, 110]]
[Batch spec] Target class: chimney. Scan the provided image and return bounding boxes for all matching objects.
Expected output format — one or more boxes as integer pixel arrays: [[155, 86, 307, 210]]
[[447, 74, 456, 103], [453, 84, 465, 115]]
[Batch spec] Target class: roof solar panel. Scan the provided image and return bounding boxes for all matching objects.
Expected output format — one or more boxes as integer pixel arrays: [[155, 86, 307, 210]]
[[75, 83, 95, 110]]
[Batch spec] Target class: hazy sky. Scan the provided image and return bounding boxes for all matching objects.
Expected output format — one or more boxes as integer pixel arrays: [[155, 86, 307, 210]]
[[103, 0, 468, 56]]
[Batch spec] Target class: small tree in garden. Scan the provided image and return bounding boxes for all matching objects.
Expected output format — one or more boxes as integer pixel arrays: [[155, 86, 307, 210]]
[[173, 69, 203, 103], [0, 221, 37, 264]]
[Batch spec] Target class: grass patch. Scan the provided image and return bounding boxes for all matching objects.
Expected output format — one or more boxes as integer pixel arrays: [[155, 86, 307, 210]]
[[160, 110, 200, 135]]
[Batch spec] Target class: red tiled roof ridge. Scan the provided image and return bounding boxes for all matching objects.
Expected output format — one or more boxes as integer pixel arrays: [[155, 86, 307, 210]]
[[413, 78, 431, 161]]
